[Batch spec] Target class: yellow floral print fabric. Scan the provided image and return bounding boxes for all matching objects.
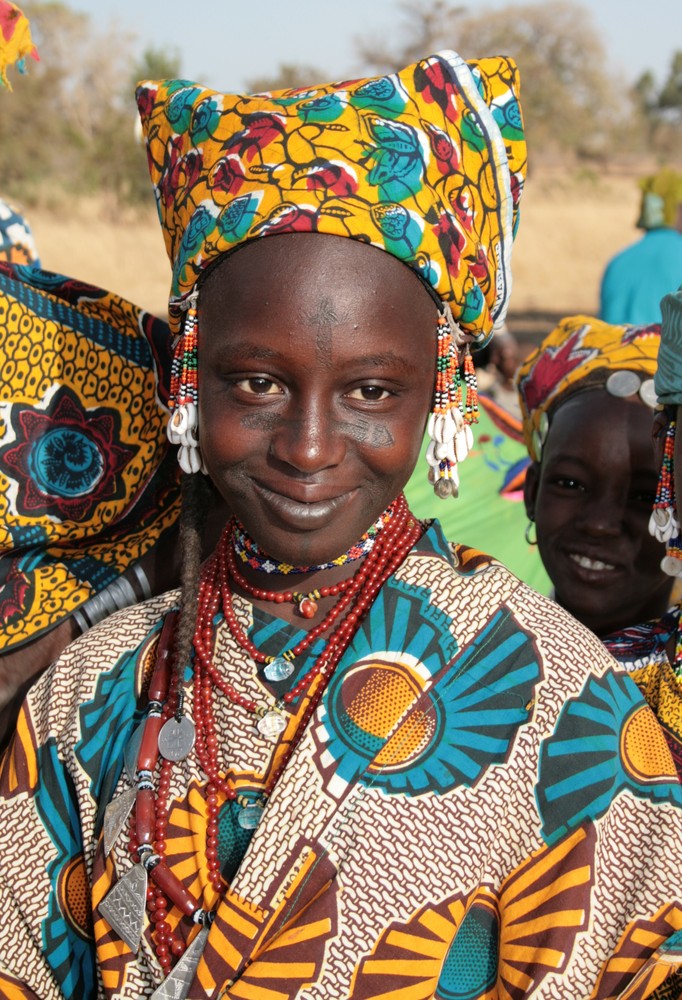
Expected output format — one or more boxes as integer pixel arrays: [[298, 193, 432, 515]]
[[136, 52, 527, 343], [0, 264, 181, 649]]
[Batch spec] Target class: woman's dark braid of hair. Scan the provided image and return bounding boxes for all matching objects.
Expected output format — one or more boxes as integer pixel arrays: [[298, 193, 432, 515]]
[[172, 471, 213, 683]]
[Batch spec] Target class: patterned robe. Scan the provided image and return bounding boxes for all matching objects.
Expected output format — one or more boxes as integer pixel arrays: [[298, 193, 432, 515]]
[[604, 605, 682, 780], [1, 522, 682, 999]]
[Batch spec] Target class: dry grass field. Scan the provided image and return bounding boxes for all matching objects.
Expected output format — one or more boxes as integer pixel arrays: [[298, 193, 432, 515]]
[[24, 167, 644, 341]]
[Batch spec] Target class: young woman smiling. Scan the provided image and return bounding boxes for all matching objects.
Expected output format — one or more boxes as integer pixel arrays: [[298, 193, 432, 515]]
[[2, 54, 682, 1000]]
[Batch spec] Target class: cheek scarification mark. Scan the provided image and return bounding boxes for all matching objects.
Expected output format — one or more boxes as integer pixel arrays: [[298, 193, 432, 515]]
[[240, 412, 281, 432], [239, 412, 393, 448], [339, 420, 394, 448]]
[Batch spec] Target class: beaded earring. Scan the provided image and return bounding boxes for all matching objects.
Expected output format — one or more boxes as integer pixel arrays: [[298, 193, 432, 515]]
[[650, 415, 682, 576], [167, 289, 207, 475], [425, 303, 479, 499]]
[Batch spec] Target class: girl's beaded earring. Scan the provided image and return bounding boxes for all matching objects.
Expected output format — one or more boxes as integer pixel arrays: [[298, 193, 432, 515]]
[[650, 413, 682, 577]]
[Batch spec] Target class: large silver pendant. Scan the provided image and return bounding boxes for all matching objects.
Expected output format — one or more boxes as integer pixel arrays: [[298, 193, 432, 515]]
[[264, 656, 295, 682], [158, 715, 196, 762], [150, 925, 209, 1000], [124, 722, 144, 782], [238, 802, 264, 830], [103, 785, 137, 857], [99, 863, 147, 953], [256, 709, 287, 740]]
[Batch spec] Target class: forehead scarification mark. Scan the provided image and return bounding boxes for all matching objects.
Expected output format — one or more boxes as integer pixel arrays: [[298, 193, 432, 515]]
[[303, 296, 347, 361]]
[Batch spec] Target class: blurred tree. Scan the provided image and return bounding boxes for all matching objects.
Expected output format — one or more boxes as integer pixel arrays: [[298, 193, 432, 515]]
[[105, 46, 185, 205], [0, 3, 184, 206], [632, 70, 658, 117], [356, 1, 623, 160], [658, 51, 682, 117], [130, 45, 182, 91], [633, 50, 682, 156], [0, 2, 136, 200], [245, 62, 328, 93]]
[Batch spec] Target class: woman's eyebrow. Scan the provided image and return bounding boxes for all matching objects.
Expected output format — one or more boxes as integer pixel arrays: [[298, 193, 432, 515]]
[[221, 342, 282, 361], [349, 352, 415, 372]]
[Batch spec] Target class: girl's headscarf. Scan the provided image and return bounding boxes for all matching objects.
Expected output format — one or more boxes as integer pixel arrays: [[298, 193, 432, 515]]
[[516, 315, 661, 463]]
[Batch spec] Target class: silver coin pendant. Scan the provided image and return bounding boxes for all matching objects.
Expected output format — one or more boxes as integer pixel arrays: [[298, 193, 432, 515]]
[[158, 715, 196, 762]]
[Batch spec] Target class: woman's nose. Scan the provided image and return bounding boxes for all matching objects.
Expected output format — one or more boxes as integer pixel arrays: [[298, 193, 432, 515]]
[[268, 402, 345, 473]]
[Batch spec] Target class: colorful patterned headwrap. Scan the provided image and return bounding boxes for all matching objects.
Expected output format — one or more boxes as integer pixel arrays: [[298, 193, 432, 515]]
[[655, 287, 682, 406], [516, 315, 661, 463], [136, 52, 527, 342], [0, 1, 39, 90], [0, 263, 181, 650]]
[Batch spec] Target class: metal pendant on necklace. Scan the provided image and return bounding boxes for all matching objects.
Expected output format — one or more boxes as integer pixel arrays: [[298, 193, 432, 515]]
[[150, 924, 210, 1000], [103, 785, 137, 857], [158, 715, 196, 762], [99, 863, 148, 953], [264, 656, 295, 682], [256, 708, 287, 740], [124, 721, 144, 782]]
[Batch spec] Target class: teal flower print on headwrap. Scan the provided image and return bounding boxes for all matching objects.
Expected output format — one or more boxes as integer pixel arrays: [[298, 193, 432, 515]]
[[364, 117, 426, 202]]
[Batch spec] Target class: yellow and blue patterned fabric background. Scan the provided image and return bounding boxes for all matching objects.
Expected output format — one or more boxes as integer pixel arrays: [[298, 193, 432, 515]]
[[0, 263, 181, 650]]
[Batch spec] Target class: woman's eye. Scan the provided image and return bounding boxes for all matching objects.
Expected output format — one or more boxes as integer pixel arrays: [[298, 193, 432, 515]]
[[550, 476, 583, 491], [347, 385, 391, 401], [235, 377, 281, 395]]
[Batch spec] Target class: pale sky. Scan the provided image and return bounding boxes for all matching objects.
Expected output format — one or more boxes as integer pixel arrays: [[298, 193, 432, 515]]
[[67, 0, 680, 93]]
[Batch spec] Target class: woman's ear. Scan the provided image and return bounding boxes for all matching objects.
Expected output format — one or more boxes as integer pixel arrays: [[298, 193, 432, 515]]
[[524, 462, 540, 521], [652, 408, 669, 471]]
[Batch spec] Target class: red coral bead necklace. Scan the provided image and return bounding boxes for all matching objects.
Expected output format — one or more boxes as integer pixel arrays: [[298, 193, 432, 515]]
[[124, 493, 422, 974]]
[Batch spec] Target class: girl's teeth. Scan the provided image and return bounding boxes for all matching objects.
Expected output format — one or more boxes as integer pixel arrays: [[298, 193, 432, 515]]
[[571, 554, 614, 571]]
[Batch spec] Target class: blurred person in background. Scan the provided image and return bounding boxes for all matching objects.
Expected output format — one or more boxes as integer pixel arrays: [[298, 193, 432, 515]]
[[600, 167, 682, 325], [482, 323, 523, 418]]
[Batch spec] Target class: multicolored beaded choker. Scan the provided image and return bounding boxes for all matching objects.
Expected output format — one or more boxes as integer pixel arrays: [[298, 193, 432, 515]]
[[232, 501, 396, 574], [100, 495, 423, 990]]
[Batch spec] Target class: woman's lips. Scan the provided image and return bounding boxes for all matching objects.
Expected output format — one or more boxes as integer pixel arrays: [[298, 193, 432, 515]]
[[254, 482, 356, 528]]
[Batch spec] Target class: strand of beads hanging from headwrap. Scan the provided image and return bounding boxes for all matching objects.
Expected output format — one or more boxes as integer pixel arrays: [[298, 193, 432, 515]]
[[166, 290, 206, 475], [137, 51, 527, 493], [652, 287, 682, 577]]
